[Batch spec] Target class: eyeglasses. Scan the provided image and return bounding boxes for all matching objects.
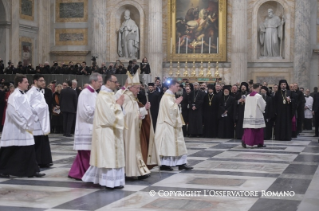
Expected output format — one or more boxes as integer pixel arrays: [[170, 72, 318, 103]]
[[108, 80, 118, 83]]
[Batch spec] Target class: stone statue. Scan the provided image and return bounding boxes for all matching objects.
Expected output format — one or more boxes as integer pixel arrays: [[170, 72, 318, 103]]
[[118, 10, 139, 59], [259, 9, 285, 57]]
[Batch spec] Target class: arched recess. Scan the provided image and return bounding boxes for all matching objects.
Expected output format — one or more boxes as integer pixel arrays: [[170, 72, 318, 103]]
[[0, 0, 10, 64], [108, 0, 145, 62], [251, 0, 291, 62]]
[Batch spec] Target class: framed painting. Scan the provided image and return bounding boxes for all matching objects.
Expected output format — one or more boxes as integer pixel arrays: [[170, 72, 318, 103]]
[[167, 0, 227, 62]]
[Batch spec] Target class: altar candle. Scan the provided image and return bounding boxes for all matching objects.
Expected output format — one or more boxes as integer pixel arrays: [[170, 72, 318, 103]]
[[209, 37, 211, 54], [186, 37, 188, 54], [201, 37, 203, 54], [178, 37, 180, 54], [217, 37, 219, 54]]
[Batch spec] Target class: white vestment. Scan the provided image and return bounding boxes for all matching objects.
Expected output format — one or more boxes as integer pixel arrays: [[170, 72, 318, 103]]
[[82, 85, 125, 188], [0, 89, 35, 147], [154, 90, 188, 166], [305, 96, 313, 119], [26, 86, 50, 136], [243, 93, 266, 128], [73, 86, 97, 150]]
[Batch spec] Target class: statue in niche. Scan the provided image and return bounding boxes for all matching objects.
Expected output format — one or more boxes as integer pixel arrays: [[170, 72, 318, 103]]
[[118, 10, 139, 59], [259, 8, 285, 57]]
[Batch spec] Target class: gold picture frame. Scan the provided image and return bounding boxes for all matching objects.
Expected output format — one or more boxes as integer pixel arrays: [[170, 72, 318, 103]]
[[20, 0, 34, 21], [167, 0, 227, 62], [56, 0, 88, 23]]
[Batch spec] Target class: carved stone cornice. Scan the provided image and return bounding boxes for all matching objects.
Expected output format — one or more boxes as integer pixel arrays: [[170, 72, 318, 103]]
[[50, 51, 90, 56]]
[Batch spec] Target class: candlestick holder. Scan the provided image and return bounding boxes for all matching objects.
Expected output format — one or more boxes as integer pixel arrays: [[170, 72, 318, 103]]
[[206, 61, 212, 78], [199, 61, 204, 77], [169, 59, 173, 77], [215, 61, 220, 78], [183, 60, 189, 77], [191, 61, 196, 77], [176, 61, 180, 77]]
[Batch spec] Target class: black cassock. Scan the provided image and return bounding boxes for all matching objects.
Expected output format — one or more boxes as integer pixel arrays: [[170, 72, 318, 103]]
[[274, 90, 294, 141], [137, 89, 147, 105], [218, 95, 235, 138], [180, 92, 189, 136], [262, 95, 275, 140], [295, 90, 305, 133], [188, 90, 205, 136], [148, 91, 161, 131], [234, 92, 248, 139], [203, 93, 219, 138]]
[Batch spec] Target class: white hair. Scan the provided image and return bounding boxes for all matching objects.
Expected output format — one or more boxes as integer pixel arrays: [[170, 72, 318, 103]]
[[72, 80, 77, 84]]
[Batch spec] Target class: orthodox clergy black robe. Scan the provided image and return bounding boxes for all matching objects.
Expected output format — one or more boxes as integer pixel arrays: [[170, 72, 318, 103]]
[[262, 95, 275, 140], [295, 90, 306, 133], [137, 89, 147, 105], [274, 90, 294, 141], [148, 91, 161, 131], [234, 92, 248, 139], [180, 92, 190, 136], [188, 89, 205, 136], [202, 93, 219, 138], [218, 95, 235, 138]]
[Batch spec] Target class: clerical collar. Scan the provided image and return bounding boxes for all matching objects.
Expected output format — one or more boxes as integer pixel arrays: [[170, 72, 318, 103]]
[[87, 85, 95, 93], [101, 85, 113, 93], [18, 89, 25, 94], [166, 89, 174, 95], [282, 89, 286, 92]]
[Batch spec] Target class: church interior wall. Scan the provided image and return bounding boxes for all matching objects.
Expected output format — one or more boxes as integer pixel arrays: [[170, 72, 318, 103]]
[[0, 0, 318, 89]]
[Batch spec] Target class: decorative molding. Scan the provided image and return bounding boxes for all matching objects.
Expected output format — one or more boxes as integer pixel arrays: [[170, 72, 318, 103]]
[[50, 51, 90, 56], [20, 0, 34, 21], [55, 28, 88, 46], [55, 0, 88, 23]]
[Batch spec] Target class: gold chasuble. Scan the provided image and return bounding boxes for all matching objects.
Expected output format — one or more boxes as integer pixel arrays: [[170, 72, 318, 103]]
[[154, 91, 188, 159], [123, 90, 150, 177], [89, 91, 125, 169]]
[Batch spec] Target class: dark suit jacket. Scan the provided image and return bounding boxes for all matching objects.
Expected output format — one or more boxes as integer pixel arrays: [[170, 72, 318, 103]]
[[313, 93, 319, 112], [60, 87, 78, 113]]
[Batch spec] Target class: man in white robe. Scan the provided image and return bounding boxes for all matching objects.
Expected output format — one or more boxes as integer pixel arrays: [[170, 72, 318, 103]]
[[0, 74, 45, 178], [121, 72, 152, 179], [304, 89, 313, 130], [68, 73, 103, 180], [242, 84, 266, 148], [154, 80, 193, 171], [82, 74, 125, 189], [26, 74, 52, 168]]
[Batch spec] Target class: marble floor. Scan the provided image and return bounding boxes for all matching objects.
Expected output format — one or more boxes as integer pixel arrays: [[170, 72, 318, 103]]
[[0, 131, 319, 211]]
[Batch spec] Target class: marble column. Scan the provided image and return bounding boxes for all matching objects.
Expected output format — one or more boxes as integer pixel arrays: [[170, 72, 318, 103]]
[[230, 0, 247, 84], [293, 0, 311, 87], [10, 0, 19, 64], [148, 0, 163, 79], [92, 0, 107, 65], [38, 0, 50, 63]]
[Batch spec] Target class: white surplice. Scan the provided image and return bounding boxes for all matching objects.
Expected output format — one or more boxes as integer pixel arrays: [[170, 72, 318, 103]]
[[0, 88, 35, 147], [82, 85, 125, 188], [26, 86, 50, 136], [305, 96, 313, 119], [73, 86, 97, 150]]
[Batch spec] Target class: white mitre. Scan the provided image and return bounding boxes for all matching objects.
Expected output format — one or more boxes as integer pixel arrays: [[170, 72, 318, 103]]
[[127, 71, 140, 87]]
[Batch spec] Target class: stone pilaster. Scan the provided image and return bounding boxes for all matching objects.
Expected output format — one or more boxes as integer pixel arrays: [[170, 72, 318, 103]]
[[38, 0, 50, 63], [92, 0, 107, 65], [293, 0, 311, 87], [10, 0, 19, 64], [230, 0, 247, 84], [148, 0, 163, 79]]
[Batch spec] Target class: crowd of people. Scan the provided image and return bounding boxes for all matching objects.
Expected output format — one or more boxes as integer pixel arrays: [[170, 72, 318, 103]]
[[0, 68, 318, 189], [0, 57, 151, 75]]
